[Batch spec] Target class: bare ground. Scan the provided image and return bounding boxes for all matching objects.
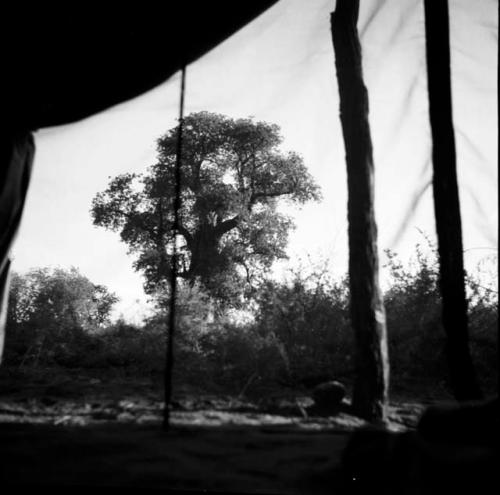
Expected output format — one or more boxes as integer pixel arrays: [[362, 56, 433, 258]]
[[0, 367, 442, 493]]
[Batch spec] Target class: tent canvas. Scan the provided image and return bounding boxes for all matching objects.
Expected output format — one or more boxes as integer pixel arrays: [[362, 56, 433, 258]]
[[1, 0, 497, 407], [8, 0, 496, 323], [0, 0, 497, 489]]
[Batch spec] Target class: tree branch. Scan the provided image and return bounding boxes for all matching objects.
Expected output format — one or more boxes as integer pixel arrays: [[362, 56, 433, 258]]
[[250, 188, 295, 204], [215, 216, 240, 236]]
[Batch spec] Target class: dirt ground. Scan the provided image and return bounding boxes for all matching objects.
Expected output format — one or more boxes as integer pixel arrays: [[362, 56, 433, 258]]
[[0, 368, 436, 493], [0, 422, 354, 493]]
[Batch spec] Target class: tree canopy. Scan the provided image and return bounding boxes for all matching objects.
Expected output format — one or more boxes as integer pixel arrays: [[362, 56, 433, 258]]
[[91, 111, 320, 303], [7, 267, 118, 333]]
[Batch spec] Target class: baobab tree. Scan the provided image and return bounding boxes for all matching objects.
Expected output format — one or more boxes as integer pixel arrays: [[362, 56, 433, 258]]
[[91, 111, 320, 305]]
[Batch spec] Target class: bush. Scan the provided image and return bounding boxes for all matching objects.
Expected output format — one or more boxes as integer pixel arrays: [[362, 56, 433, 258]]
[[2, 248, 496, 400], [252, 265, 353, 386], [383, 245, 498, 395], [4, 267, 118, 368]]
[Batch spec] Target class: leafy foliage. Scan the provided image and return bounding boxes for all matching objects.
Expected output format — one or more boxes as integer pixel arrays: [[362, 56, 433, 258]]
[[4, 267, 118, 367], [383, 245, 444, 380], [91, 112, 320, 304], [253, 263, 352, 384], [383, 244, 498, 394], [3, 244, 496, 399]]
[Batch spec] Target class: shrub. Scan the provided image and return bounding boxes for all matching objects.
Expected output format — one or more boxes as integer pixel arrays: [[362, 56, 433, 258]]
[[253, 264, 353, 386], [383, 245, 498, 395], [3, 247, 496, 400]]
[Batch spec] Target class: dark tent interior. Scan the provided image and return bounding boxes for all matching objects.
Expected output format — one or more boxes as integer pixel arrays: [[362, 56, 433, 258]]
[[2, 2, 279, 129]]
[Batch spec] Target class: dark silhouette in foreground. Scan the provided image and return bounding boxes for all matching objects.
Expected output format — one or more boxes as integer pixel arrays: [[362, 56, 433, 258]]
[[302, 397, 498, 494]]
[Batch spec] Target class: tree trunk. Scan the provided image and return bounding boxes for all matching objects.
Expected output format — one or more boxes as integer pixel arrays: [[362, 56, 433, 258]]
[[331, 0, 389, 421], [423, 0, 482, 401]]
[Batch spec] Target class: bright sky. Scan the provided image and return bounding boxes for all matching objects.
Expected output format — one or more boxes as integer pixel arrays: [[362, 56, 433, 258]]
[[11, 0, 498, 323]]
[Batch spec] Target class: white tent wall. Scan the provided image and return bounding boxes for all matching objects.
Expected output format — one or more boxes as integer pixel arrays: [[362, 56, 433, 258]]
[[450, 0, 498, 261], [11, 0, 497, 321], [359, 0, 497, 273]]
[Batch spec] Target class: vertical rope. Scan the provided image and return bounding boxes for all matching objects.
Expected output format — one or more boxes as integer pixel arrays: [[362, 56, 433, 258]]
[[163, 66, 186, 430]]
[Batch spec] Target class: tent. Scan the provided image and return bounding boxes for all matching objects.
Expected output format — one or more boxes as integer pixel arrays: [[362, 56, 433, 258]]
[[2, 0, 496, 401], [0, 0, 497, 490]]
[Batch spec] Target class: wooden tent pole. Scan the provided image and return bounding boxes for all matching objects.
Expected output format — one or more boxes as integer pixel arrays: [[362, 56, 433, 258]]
[[423, 0, 482, 400], [331, 0, 389, 421]]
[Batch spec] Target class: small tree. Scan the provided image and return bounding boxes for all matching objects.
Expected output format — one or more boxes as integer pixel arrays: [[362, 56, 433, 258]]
[[8, 267, 118, 332], [91, 111, 320, 305], [5, 267, 118, 365]]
